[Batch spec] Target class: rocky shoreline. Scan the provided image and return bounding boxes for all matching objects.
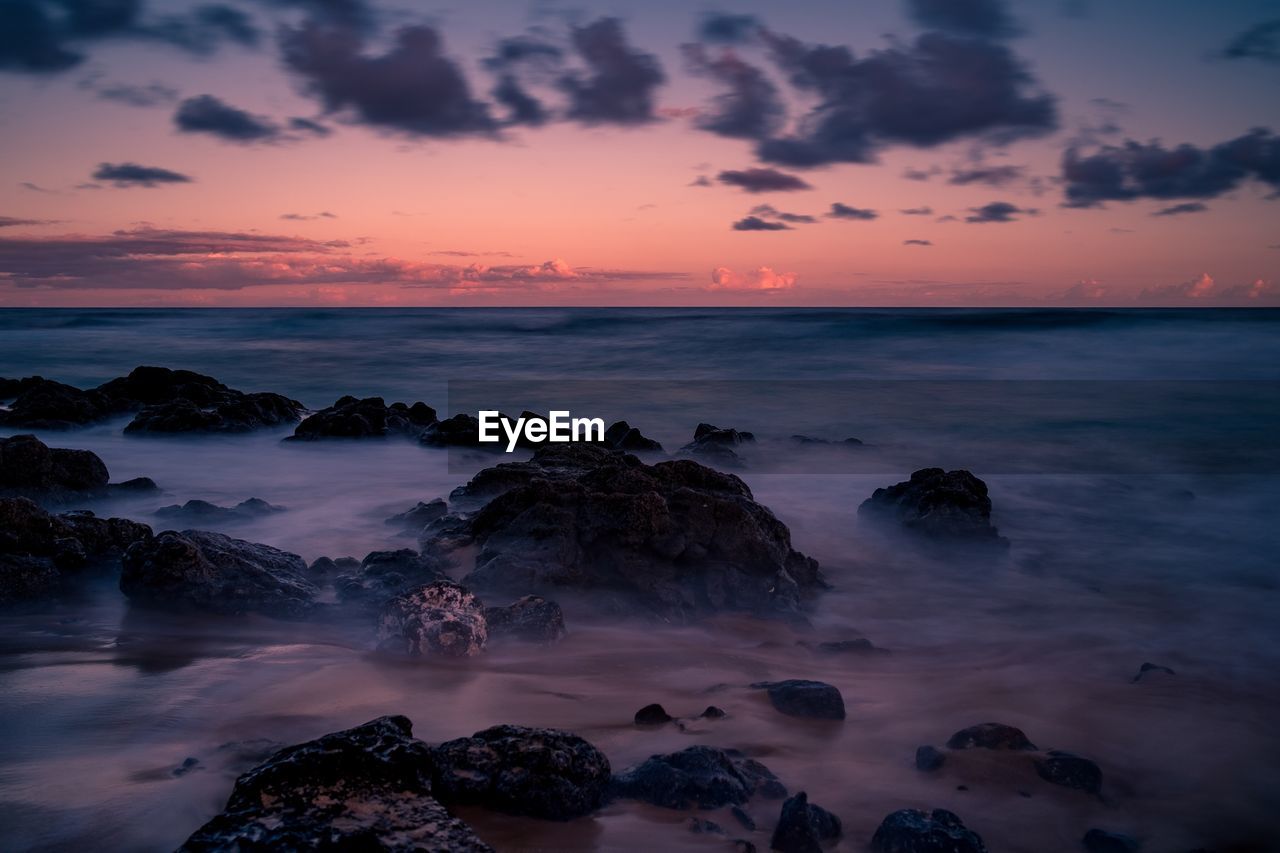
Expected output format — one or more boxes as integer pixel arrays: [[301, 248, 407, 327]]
[[0, 366, 1231, 851]]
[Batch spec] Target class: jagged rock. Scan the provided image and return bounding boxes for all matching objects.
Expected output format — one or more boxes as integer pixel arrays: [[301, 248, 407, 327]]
[[915, 746, 946, 771], [701, 706, 728, 719], [604, 420, 663, 452], [431, 725, 611, 820], [751, 680, 846, 720], [108, 367, 303, 433], [178, 715, 491, 852], [1083, 828, 1140, 852], [678, 422, 755, 464], [611, 745, 786, 809], [1131, 662, 1175, 683], [385, 498, 449, 531], [306, 555, 359, 578], [770, 792, 842, 853], [0, 377, 117, 428], [634, 703, 673, 726], [431, 444, 823, 621], [946, 723, 1037, 751], [870, 809, 987, 853], [377, 581, 487, 658], [483, 595, 566, 643], [0, 497, 152, 604], [0, 434, 109, 499], [335, 548, 446, 606], [420, 414, 485, 448], [120, 530, 316, 617], [1035, 750, 1102, 794], [155, 498, 284, 525], [858, 468, 1005, 543], [287, 396, 437, 440]]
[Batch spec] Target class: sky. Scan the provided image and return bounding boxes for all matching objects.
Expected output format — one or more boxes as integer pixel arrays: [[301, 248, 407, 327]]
[[0, 0, 1278, 307]]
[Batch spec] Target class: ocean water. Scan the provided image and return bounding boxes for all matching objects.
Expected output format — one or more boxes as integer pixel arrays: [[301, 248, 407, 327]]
[[1, 308, 1279, 852]]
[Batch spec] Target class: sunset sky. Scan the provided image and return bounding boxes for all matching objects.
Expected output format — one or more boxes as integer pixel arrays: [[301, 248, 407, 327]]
[[1, 0, 1278, 306]]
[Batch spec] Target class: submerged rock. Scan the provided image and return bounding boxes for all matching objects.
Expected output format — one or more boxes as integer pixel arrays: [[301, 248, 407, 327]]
[[634, 703, 673, 726], [483, 595, 566, 644], [679, 422, 755, 464], [0, 497, 152, 604], [385, 498, 449, 531], [179, 715, 491, 852], [1131, 662, 1175, 683], [335, 548, 447, 606], [611, 745, 786, 809], [791, 435, 864, 447], [945, 723, 1037, 751], [604, 420, 663, 452], [1082, 828, 1140, 852], [915, 746, 946, 772], [751, 679, 846, 720], [870, 808, 987, 853], [858, 468, 1005, 543], [431, 725, 611, 820], [1034, 750, 1102, 794], [287, 396, 437, 440], [377, 580, 487, 658], [0, 434, 109, 500], [433, 444, 824, 622], [155, 498, 284, 525], [120, 530, 316, 617], [0, 377, 117, 429], [770, 791, 842, 853]]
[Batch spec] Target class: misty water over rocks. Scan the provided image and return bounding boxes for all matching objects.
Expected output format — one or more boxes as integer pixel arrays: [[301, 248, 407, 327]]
[[2, 308, 1279, 851]]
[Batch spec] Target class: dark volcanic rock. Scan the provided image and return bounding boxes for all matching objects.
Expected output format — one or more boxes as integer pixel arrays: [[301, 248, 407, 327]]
[[871, 809, 987, 853], [483, 595, 566, 643], [680, 422, 755, 464], [1082, 828, 1140, 852], [1034, 750, 1102, 794], [335, 548, 446, 606], [634, 703, 673, 726], [770, 791, 842, 853], [0, 377, 117, 429], [915, 745, 946, 771], [106, 367, 304, 434], [155, 498, 283, 525], [420, 413, 486, 448], [0, 434, 109, 500], [858, 468, 1005, 543], [431, 725, 611, 820], [1131, 662, 1175, 682], [0, 497, 152, 604], [179, 715, 492, 852], [287, 396, 437, 440], [376, 580, 487, 658], [604, 420, 663, 452], [433, 444, 823, 621], [946, 723, 1037, 751], [751, 679, 846, 720], [611, 745, 786, 809], [305, 555, 359, 579], [385, 498, 449, 531], [120, 530, 316, 617]]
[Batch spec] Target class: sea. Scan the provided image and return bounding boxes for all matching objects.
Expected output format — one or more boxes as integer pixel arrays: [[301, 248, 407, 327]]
[[1, 308, 1278, 851]]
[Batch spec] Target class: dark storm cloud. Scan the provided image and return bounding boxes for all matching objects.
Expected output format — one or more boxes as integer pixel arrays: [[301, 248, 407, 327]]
[[683, 44, 786, 140], [900, 206, 934, 215], [559, 18, 665, 125], [903, 239, 933, 246], [904, 0, 1020, 38], [0, 0, 258, 74], [1152, 202, 1208, 217], [1061, 128, 1280, 208], [280, 21, 496, 137], [717, 168, 811, 192], [88, 81, 179, 107], [697, 12, 761, 45], [752, 31, 1056, 167], [965, 201, 1035, 222], [175, 94, 281, 142], [732, 216, 790, 231], [827, 203, 878, 220], [92, 162, 193, 187], [749, 204, 815, 223], [1220, 19, 1280, 63], [483, 35, 563, 127], [949, 164, 1025, 186]]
